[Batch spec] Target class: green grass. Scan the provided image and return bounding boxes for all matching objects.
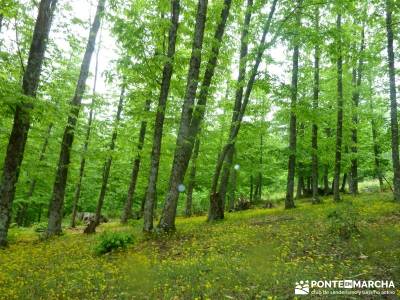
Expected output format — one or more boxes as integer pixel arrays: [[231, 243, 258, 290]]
[[1, 192, 399, 299]]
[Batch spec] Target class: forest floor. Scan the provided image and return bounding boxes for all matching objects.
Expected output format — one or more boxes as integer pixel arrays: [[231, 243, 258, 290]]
[[0, 192, 399, 299]]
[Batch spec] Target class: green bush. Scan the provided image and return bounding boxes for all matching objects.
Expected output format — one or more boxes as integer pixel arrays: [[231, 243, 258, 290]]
[[32, 222, 48, 233], [95, 231, 134, 255], [327, 201, 360, 240]]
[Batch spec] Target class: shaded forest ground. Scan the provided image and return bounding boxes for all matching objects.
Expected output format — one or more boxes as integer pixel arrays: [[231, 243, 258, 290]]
[[0, 192, 399, 299]]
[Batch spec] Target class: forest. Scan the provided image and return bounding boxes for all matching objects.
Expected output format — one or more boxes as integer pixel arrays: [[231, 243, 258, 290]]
[[0, 0, 399, 299]]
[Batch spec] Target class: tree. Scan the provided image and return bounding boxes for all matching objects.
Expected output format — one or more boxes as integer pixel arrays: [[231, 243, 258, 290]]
[[143, 0, 181, 232], [158, 0, 233, 230], [84, 84, 125, 234], [385, 0, 400, 201], [333, 13, 343, 202], [285, 0, 302, 209], [121, 99, 151, 223], [70, 29, 102, 228], [311, 6, 320, 204], [209, 0, 278, 220], [185, 137, 200, 217], [349, 28, 365, 195], [0, 0, 58, 247], [217, 0, 253, 210], [46, 0, 106, 237]]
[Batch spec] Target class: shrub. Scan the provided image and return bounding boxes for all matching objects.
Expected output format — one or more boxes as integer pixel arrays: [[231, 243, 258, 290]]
[[95, 231, 134, 255], [327, 201, 360, 240], [33, 222, 48, 233]]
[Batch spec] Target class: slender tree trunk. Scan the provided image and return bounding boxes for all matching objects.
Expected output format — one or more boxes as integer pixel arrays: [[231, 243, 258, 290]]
[[71, 30, 102, 228], [143, 0, 181, 232], [0, 0, 58, 247], [285, 0, 302, 209], [368, 80, 384, 191], [257, 132, 263, 201], [158, 0, 232, 230], [0, 14, 3, 33], [185, 138, 200, 217], [350, 29, 365, 195], [46, 0, 105, 237], [84, 86, 125, 234], [229, 166, 237, 211], [311, 7, 320, 204], [157, 0, 208, 230], [333, 13, 343, 202], [340, 173, 347, 193], [121, 99, 151, 223], [323, 165, 329, 195], [209, 0, 277, 220], [249, 174, 254, 202], [296, 171, 304, 199], [385, 0, 400, 201], [16, 123, 53, 227], [217, 0, 254, 209]]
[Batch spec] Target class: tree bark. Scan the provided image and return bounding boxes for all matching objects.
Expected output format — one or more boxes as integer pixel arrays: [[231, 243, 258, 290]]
[[156, 0, 208, 231], [385, 0, 400, 201], [228, 166, 237, 211], [0, 0, 58, 247], [217, 0, 253, 209], [295, 171, 304, 199], [249, 174, 254, 202], [185, 137, 200, 217], [157, 0, 232, 230], [209, 0, 277, 220], [285, 0, 302, 209], [368, 78, 384, 191], [46, 0, 105, 237], [323, 165, 329, 195], [349, 28, 365, 195], [340, 172, 347, 193], [16, 123, 53, 227], [121, 99, 151, 223], [333, 13, 343, 202], [143, 0, 181, 232], [311, 6, 320, 204], [71, 29, 102, 228], [84, 85, 125, 234]]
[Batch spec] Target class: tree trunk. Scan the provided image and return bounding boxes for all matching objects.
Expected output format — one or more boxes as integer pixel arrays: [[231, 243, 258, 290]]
[[84, 85, 125, 234], [121, 99, 151, 223], [217, 0, 254, 209], [46, 0, 105, 237], [285, 0, 302, 209], [16, 123, 53, 227], [333, 13, 343, 202], [228, 167, 237, 211], [185, 138, 200, 217], [158, 0, 232, 229], [349, 28, 365, 195], [311, 6, 320, 204], [385, 0, 400, 201], [0, 0, 58, 247], [0, 14, 3, 33], [368, 79, 384, 191], [209, 0, 277, 220], [71, 30, 102, 228], [249, 174, 254, 202], [296, 171, 304, 199], [156, 0, 208, 231], [340, 173, 347, 193], [143, 0, 181, 232], [323, 165, 329, 195]]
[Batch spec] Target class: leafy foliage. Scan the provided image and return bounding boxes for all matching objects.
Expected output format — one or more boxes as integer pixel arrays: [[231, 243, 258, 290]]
[[94, 231, 134, 255]]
